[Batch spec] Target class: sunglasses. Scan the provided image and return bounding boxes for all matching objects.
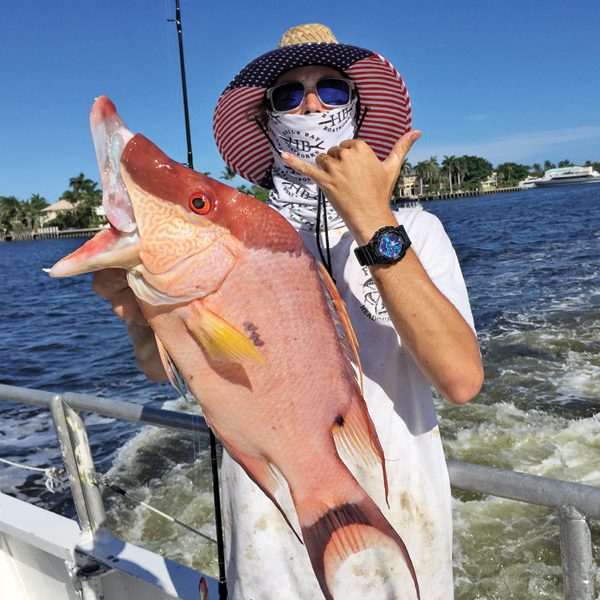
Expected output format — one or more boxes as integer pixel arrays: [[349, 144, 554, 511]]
[[266, 78, 355, 113]]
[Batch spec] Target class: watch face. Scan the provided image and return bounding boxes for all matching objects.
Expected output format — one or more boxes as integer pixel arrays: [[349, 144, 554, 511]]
[[378, 231, 405, 258]]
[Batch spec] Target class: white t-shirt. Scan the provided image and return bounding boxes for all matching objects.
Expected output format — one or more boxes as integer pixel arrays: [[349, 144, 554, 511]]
[[221, 209, 475, 600]]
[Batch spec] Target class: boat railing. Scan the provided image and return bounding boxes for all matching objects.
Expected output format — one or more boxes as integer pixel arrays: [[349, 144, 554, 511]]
[[0, 383, 597, 600]]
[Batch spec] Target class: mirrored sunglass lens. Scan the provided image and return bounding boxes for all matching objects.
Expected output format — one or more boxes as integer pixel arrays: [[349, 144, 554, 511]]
[[316, 79, 351, 105], [272, 82, 305, 111]]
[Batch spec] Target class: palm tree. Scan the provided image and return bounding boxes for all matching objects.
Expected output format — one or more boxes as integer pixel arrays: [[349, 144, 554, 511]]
[[414, 162, 428, 196], [442, 155, 457, 193], [393, 161, 414, 199], [455, 157, 469, 189], [68, 173, 97, 195], [531, 163, 542, 177], [220, 166, 237, 181], [28, 194, 49, 228], [425, 156, 440, 192], [0, 196, 21, 231]]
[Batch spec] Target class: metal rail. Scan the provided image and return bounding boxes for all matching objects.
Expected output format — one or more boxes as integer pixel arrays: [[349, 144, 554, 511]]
[[0, 383, 597, 599]]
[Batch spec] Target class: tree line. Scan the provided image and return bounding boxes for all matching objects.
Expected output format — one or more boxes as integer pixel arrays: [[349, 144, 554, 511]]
[[3, 157, 600, 231], [396, 157, 600, 196], [1, 174, 102, 232]]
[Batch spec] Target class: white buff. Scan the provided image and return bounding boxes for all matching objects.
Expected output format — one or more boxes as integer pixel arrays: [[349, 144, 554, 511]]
[[267, 99, 358, 230]]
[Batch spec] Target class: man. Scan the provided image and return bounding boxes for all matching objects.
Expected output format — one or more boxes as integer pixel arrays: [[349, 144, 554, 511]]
[[95, 23, 482, 599]]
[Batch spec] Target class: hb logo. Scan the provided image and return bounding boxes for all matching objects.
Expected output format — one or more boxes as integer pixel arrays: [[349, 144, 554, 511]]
[[282, 137, 325, 153]]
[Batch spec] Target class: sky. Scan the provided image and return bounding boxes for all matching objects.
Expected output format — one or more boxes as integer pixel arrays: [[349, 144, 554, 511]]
[[1, 0, 599, 203]]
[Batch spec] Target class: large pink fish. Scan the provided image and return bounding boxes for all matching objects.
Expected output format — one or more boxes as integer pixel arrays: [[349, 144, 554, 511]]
[[50, 96, 419, 599]]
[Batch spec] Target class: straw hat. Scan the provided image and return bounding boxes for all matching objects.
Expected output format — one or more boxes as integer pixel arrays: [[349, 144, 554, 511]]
[[213, 24, 412, 188]]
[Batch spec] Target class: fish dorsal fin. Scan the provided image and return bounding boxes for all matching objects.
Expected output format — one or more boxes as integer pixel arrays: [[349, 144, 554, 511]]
[[183, 301, 264, 365], [154, 333, 188, 397], [316, 261, 363, 395]]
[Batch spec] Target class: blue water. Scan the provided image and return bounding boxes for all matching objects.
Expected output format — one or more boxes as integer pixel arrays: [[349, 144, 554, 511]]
[[0, 185, 599, 598], [428, 187, 600, 415], [0, 237, 175, 509]]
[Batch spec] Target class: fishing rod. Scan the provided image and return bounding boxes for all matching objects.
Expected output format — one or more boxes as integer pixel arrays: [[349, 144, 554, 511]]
[[168, 0, 194, 170], [168, 3, 227, 598]]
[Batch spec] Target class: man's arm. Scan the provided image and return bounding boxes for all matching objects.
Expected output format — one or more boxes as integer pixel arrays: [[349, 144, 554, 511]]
[[93, 269, 167, 382], [281, 131, 484, 404]]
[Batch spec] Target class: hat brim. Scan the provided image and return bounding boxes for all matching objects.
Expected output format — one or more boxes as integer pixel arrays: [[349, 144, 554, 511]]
[[213, 43, 411, 188]]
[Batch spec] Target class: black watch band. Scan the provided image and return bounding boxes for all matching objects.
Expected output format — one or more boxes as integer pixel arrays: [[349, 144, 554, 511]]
[[354, 225, 411, 267]]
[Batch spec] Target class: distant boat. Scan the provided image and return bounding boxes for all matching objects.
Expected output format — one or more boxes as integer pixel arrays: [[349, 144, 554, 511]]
[[522, 166, 600, 188], [518, 176, 543, 189]]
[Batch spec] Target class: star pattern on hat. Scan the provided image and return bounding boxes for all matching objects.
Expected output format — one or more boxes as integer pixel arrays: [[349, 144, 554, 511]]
[[226, 43, 372, 90]]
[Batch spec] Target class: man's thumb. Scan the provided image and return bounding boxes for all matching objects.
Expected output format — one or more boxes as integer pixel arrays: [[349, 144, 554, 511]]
[[384, 130, 422, 174]]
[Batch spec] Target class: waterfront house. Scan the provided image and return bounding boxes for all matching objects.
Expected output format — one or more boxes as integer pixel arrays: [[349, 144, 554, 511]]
[[39, 199, 75, 225]]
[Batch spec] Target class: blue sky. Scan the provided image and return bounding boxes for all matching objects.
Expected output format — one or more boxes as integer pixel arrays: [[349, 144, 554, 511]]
[[2, 0, 599, 202]]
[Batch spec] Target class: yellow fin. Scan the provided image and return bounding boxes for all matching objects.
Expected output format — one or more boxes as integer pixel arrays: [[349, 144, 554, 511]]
[[184, 302, 264, 365]]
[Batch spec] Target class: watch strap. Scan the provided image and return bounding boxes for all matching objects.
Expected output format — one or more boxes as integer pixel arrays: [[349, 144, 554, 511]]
[[354, 243, 381, 266]]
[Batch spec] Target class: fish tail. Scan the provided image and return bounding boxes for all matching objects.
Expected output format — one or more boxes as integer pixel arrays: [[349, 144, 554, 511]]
[[296, 488, 420, 600]]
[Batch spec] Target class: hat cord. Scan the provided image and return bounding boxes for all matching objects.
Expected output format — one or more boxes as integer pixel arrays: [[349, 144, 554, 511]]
[[315, 188, 334, 278]]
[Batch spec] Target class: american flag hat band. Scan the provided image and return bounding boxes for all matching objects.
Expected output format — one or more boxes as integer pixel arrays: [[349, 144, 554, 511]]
[[213, 42, 412, 188]]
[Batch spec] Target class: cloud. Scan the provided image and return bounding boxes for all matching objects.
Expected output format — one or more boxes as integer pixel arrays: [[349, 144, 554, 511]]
[[409, 126, 600, 164]]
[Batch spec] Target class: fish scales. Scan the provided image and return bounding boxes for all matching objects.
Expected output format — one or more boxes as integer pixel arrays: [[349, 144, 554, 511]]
[[144, 249, 351, 463]]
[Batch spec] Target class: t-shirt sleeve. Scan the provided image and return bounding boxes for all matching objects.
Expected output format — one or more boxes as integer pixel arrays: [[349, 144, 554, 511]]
[[400, 211, 476, 332]]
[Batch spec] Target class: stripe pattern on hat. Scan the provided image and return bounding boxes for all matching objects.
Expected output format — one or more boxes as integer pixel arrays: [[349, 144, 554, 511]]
[[213, 43, 412, 187]]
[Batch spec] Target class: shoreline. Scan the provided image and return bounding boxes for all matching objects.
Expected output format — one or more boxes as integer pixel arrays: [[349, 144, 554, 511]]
[[0, 226, 103, 242], [0, 186, 526, 242], [397, 185, 524, 203]]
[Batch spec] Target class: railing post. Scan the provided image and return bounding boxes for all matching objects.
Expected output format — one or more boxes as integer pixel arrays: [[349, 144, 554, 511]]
[[51, 396, 106, 600], [63, 402, 106, 532], [50, 395, 107, 534], [50, 395, 92, 533], [557, 505, 595, 600]]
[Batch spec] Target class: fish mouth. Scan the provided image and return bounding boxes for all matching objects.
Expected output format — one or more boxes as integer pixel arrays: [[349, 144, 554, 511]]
[[49, 97, 140, 277], [90, 96, 136, 234]]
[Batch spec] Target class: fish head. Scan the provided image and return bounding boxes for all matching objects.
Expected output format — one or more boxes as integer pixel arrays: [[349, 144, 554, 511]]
[[49, 96, 301, 302], [119, 131, 304, 279], [118, 132, 241, 298]]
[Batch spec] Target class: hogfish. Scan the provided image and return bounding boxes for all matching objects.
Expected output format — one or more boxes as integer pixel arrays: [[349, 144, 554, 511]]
[[50, 96, 420, 599]]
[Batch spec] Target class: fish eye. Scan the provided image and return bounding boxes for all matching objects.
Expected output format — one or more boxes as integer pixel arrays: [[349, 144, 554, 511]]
[[189, 193, 211, 215]]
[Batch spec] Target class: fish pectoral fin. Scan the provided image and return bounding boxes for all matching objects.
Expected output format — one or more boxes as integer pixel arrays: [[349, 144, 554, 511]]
[[183, 302, 263, 365], [332, 399, 390, 505], [154, 333, 188, 397]]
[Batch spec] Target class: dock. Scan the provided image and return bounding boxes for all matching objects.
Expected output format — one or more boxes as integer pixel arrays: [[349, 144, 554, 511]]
[[401, 186, 524, 202], [0, 226, 104, 242]]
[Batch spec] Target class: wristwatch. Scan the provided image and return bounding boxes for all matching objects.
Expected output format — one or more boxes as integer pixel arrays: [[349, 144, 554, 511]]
[[354, 225, 411, 266]]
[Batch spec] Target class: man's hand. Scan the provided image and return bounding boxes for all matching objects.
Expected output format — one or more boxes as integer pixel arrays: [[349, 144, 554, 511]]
[[282, 130, 483, 404], [282, 130, 422, 244], [93, 269, 167, 382]]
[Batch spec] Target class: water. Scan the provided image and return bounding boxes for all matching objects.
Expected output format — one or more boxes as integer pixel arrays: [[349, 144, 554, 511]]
[[1, 186, 599, 597]]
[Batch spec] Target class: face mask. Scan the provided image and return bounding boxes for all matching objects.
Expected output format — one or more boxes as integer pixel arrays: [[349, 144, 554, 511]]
[[266, 99, 357, 230]]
